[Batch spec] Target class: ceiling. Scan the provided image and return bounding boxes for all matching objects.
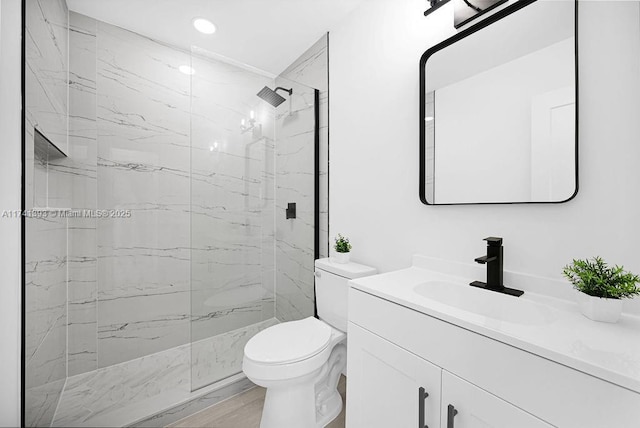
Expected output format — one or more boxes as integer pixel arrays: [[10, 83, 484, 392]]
[[66, 0, 365, 75]]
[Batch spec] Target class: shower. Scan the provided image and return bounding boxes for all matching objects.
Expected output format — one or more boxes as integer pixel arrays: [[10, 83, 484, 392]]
[[23, 1, 326, 424], [257, 86, 293, 107]]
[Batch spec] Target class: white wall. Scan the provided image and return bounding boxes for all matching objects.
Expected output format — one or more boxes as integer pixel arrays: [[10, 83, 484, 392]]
[[329, 0, 640, 280], [0, 0, 22, 425]]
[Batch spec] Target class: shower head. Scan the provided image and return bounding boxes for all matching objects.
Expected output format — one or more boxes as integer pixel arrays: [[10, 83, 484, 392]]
[[257, 86, 293, 107]]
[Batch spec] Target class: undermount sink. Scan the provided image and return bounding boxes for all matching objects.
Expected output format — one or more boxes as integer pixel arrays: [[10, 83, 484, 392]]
[[413, 280, 559, 325]]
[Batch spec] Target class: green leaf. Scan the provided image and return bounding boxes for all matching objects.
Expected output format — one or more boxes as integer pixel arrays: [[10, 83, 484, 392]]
[[562, 256, 640, 299]]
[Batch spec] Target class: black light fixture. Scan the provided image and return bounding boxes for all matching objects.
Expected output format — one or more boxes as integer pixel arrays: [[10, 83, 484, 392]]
[[424, 0, 508, 26], [453, 0, 508, 28], [424, 0, 451, 17]]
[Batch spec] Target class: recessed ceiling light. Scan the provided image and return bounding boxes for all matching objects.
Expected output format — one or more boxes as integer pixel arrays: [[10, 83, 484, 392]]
[[193, 18, 216, 35], [179, 65, 195, 75]]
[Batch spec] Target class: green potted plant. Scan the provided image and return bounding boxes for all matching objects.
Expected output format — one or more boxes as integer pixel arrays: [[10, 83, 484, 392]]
[[333, 233, 352, 264], [562, 256, 640, 322]]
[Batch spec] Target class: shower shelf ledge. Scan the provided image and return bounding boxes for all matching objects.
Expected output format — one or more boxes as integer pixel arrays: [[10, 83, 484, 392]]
[[34, 128, 67, 161]]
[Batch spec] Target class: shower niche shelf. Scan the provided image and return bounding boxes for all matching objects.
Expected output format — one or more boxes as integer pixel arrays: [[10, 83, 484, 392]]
[[34, 128, 67, 162]]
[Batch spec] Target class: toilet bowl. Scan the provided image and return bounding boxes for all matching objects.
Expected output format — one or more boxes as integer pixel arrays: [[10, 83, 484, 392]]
[[242, 258, 376, 428], [244, 317, 346, 428]]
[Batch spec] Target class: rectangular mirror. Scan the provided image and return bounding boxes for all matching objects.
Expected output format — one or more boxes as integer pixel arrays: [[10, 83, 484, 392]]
[[420, 0, 578, 205]]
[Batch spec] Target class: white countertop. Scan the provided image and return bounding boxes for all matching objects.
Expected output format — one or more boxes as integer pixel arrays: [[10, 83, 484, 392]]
[[349, 256, 640, 395]]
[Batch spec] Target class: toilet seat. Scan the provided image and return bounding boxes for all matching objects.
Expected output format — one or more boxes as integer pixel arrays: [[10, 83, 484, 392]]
[[245, 317, 332, 365], [243, 317, 345, 382]]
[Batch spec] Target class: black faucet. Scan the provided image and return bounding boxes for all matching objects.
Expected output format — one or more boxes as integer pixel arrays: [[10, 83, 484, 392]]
[[470, 237, 523, 297]]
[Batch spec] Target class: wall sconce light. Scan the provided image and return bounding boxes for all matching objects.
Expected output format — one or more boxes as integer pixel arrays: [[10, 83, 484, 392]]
[[424, 0, 451, 17], [240, 110, 257, 134], [425, 0, 506, 26], [240, 110, 262, 138], [452, 0, 507, 28]]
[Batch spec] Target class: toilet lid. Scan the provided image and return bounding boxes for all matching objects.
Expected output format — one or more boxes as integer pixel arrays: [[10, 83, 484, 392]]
[[245, 317, 332, 365]]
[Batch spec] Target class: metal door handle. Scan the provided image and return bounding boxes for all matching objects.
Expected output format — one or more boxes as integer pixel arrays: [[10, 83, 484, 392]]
[[418, 387, 429, 428], [447, 404, 458, 428]]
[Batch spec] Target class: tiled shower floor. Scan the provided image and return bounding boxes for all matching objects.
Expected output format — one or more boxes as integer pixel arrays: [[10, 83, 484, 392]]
[[51, 319, 277, 427]]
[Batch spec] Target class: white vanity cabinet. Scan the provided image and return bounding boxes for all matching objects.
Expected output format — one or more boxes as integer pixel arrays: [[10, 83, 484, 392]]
[[347, 287, 640, 428], [440, 371, 551, 428], [347, 321, 551, 428], [346, 323, 441, 428]]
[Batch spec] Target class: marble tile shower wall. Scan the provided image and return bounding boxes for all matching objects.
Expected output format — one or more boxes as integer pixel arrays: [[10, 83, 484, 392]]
[[24, 0, 69, 426], [65, 14, 278, 375], [275, 35, 329, 322], [25, 0, 69, 209], [25, 6, 326, 423], [274, 77, 317, 322], [67, 11, 98, 377], [189, 51, 276, 366], [95, 18, 192, 368], [25, 217, 67, 428], [279, 35, 329, 259]]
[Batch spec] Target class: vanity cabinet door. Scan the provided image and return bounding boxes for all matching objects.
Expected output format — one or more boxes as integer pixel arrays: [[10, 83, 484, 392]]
[[441, 371, 552, 428], [346, 322, 441, 428]]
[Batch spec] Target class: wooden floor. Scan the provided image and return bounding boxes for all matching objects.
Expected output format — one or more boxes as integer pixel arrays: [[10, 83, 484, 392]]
[[168, 376, 346, 428]]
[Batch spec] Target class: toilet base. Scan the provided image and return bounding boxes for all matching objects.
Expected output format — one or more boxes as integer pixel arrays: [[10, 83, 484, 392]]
[[316, 389, 343, 427], [260, 372, 319, 428], [255, 343, 347, 428], [259, 381, 343, 428]]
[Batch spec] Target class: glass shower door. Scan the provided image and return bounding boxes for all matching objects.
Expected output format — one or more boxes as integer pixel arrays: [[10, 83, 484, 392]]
[[273, 76, 319, 323], [189, 47, 277, 390], [189, 49, 319, 390]]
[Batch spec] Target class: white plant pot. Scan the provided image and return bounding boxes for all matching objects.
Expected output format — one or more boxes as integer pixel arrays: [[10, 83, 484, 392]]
[[576, 292, 623, 323], [334, 252, 350, 264]]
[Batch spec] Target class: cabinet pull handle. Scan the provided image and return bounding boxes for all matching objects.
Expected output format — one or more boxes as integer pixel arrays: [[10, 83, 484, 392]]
[[418, 387, 429, 428], [447, 404, 458, 428]]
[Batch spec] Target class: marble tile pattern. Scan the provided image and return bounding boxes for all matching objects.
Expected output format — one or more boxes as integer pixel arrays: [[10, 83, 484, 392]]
[[279, 34, 330, 259], [52, 321, 274, 427], [85, 17, 278, 373], [67, 217, 98, 376], [66, 12, 99, 378], [24, 0, 69, 425], [95, 20, 192, 367], [25, 0, 68, 151], [26, 0, 72, 209], [190, 51, 277, 351], [130, 377, 255, 428], [274, 77, 318, 322], [58, 12, 282, 385], [25, 216, 67, 428], [191, 318, 279, 390], [25, 379, 66, 428], [68, 12, 98, 211], [53, 342, 192, 427]]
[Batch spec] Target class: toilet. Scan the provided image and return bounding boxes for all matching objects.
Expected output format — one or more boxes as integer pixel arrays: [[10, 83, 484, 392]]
[[242, 257, 376, 428]]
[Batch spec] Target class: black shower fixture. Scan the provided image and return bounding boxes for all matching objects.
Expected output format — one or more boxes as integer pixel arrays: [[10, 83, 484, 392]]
[[257, 86, 293, 107]]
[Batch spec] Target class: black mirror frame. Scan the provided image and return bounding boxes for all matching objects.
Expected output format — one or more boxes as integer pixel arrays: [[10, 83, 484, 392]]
[[419, 0, 579, 206]]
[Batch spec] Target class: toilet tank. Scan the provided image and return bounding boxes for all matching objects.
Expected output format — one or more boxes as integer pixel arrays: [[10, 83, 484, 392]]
[[315, 258, 377, 332]]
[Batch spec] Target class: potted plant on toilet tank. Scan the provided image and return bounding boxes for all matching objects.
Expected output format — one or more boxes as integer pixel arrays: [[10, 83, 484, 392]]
[[334, 233, 352, 264], [562, 256, 640, 323]]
